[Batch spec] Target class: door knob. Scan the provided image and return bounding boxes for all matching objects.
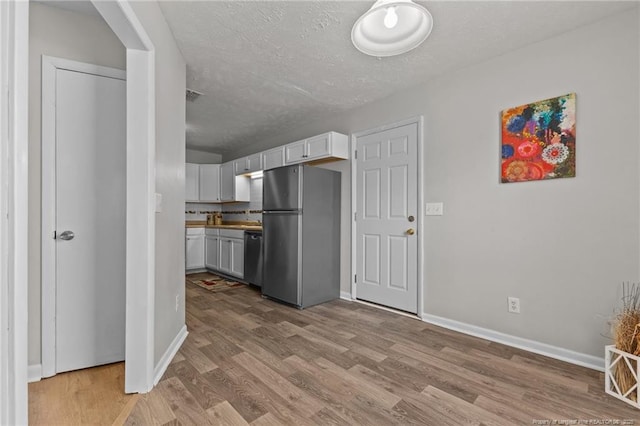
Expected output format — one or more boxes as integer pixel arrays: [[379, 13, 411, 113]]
[[406, 228, 415, 236], [58, 230, 75, 240]]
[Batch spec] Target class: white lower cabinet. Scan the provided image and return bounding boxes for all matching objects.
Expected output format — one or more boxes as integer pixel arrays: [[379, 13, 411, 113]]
[[205, 235, 219, 270], [218, 239, 231, 274], [206, 228, 244, 279], [230, 239, 244, 277], [186, 228, 205, 270]]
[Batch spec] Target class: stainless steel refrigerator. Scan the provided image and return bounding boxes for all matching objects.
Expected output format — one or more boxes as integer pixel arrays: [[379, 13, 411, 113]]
[[262, 164, 341, 308]]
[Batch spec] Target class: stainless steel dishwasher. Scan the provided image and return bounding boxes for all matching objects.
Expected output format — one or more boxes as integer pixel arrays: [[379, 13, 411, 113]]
[[244, 231, 263, 287]]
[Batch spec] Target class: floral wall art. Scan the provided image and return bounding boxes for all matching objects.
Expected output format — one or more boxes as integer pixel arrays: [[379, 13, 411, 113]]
[[501, 93, 576, 183]]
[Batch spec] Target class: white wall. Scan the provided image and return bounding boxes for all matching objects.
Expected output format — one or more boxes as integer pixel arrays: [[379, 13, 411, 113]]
[[27, 3, 125, 367], [225, 9, 639, 359], [420, 9, 638, 358], [186, 148, 222, 164], [129, 1, 187, 367]]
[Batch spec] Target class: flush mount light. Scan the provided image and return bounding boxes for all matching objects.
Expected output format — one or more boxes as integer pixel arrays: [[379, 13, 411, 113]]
[[351, 0, 433, 57]]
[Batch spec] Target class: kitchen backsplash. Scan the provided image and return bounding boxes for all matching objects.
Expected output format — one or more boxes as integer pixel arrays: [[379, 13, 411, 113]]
[[223, 177, 263, 222], [184, 203, 221, 221], [185, 176, 263, 223]]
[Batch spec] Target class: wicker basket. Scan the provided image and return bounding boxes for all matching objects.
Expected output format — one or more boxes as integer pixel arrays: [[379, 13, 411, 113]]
[[605, 344, 640, 408]]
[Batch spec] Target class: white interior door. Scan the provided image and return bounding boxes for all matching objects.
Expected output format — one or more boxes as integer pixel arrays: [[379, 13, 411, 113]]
[[356, 122, 419, 313], [51, 66, 126, 374]]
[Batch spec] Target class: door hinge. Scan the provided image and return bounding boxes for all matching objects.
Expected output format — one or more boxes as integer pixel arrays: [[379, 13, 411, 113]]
[[53, 230, 56, 239], [354, 150, 357, 159], [354, 212, 357, 221], [354, 274, 357, 283]]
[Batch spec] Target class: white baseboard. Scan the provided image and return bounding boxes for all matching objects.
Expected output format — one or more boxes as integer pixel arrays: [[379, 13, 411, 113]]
[[153, 325, 188, 386], [340, 291, 352, 301], [28, 364, 42, 383], [421, 313, 605, 372]]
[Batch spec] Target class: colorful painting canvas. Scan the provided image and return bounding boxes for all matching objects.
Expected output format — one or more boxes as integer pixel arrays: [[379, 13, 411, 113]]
[[501, 93, 576, 183]]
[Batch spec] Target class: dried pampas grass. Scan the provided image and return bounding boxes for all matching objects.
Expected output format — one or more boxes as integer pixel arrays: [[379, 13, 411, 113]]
[[611, 282, 640, 401]]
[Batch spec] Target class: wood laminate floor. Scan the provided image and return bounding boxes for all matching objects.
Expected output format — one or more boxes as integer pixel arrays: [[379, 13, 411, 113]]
[[125, 283, 640, 425], [29, 362, 139, 425]]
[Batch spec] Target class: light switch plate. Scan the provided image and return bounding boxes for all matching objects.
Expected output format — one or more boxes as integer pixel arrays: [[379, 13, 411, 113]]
[[155, 193, 163, 213], [425, 202, 443, 216]]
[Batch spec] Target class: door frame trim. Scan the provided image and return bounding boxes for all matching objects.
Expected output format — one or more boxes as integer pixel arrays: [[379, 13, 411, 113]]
[[350, 116, 425, 317], [41, 56, 127, 378], [91, 1, 157, 393], [0, 1, 29, 423]]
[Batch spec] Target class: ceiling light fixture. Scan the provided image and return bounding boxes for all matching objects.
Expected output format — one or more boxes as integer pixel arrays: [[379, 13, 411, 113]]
[[351, 0, 433, 57]]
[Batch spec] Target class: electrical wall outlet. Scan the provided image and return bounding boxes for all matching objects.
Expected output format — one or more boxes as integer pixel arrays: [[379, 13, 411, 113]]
[[175, 294, 179, 312], [508, 297, 520, 314]]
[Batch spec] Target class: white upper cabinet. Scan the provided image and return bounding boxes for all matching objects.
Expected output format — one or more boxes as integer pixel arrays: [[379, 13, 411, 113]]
[[283, 132, 348, 166], [262, 146, 285, 171], [220, 161, 250, 202], [187, 132, 347, 201], [220, 162, 234, 201], [234, 152, 263, 175], [198, 164, 220, 202], [185, 163, 200, 202], [284, 140, 306, 164]]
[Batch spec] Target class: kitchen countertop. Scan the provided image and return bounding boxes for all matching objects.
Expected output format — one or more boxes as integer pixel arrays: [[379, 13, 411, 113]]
[[185, 220, 262, 231]]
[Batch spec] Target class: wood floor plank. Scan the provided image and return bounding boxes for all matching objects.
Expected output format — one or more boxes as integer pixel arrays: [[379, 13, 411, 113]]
[[314, 357, 402, 409], [283, 355, 356, 402], [390, 342, 527, 398], [221, 357, 315, 425], [285, 334, 359, 370], [348, 393, 419, 425], [201, 366, 269, 422], [232, 351, 325, 418], [420, 385, 513, 426], [224, 310, 262, 330], [234, 339, 296, 378], [179, 339, 219, 374], [309, 407, 352, 426], [302, 323, 387, 362], [156, 376, 213, 425], [277, 321, 350, 353], [165, 360, 226, 410], [124, 389, 177, 426], [392, 398, 462, 426], [249, 412, 281, 426], [473, 394, 560, 425], [206, 400, 250, 426], [29, 362, 136, 426], [466, 347, 589, 393]]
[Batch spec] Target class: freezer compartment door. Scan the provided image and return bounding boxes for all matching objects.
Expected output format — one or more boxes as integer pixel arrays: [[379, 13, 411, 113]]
[[263, 165, 302, 211], [262, 212, 301, 306]]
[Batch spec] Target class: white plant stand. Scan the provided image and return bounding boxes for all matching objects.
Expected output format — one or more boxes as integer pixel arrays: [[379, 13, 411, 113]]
[[605, 344, 640, 408]]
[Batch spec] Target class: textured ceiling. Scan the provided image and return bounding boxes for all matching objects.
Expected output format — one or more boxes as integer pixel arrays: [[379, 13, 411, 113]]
[[113, 1, 640, 155], [159, 0, 634, 156]]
